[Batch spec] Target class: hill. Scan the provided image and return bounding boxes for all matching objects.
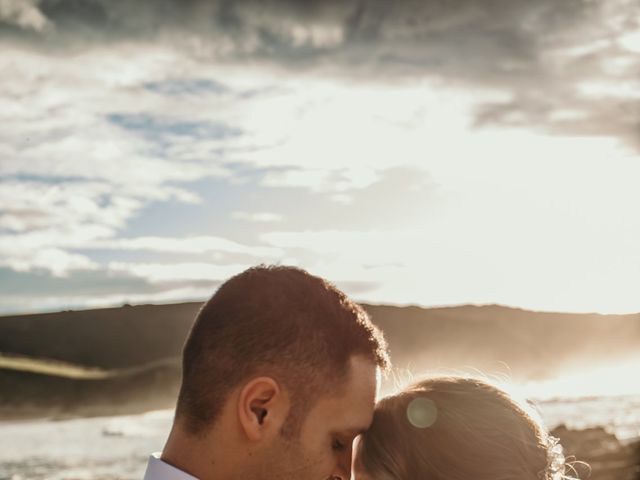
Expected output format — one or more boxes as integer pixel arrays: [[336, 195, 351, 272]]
[[1, 302, 639, 419], [1, 302, 639, 375]]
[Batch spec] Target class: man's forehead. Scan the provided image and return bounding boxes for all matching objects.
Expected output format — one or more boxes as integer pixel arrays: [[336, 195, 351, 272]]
[[323, 357, 378, 427], [320, 385, 376, 415], [344, 356, 380, 398]]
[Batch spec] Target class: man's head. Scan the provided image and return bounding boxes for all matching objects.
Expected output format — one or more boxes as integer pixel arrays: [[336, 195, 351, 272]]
[[165, 265, 390, 480]]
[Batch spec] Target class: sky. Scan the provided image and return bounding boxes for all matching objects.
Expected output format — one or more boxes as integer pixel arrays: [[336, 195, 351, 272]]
[[1, 0, 640, 315]]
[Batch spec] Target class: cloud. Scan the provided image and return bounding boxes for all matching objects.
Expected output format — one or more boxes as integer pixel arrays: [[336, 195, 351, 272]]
[[0, 42, 447, 222], [252, 166, 438, 230], [262, 167, 381, 195], [0, 1, 626, 81], [143, 78, 231, 96], [0, 248, 99, 277], [0, 180, 126, 275], [0, 266, 220, 314], [231, 211, 284, 223], [0, 0, 49, 31], [0, 228, 104, 276], [0, 225, 281, 275], [0, 177, 208, 275], [260, 229, 402, 263], [108, 261, 252, 284], [0, 180, 142, 233], [2, 0, 636, 153], [91, 235, 283, 257], [0, 47, 257, 278], [107, 113, 243, 144], [0, 48, 237, 186]]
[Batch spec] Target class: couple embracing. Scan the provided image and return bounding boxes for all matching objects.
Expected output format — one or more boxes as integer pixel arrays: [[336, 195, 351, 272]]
[[144, 265, 568, 480]]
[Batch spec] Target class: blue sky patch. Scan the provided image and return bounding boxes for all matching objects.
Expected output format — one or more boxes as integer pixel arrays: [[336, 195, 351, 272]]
[[107, 113, 243, 141], [143, 79, 231, 96]]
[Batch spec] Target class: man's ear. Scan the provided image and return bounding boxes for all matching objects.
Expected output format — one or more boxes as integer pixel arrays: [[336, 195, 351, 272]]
[[237, 376, 289, 442]]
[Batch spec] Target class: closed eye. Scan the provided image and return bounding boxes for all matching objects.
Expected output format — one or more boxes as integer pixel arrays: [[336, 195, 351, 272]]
[[332, 438, 346, 452]]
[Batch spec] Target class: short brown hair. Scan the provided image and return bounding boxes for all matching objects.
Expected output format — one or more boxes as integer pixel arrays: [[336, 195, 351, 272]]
[[175, 265, 390, 436], [358, 377, 569, 480]]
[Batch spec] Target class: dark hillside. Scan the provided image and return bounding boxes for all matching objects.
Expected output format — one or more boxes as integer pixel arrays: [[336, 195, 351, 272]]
[[0, 303, 202, 368], [367, 304, 640, 379], [1, 303, 639, 379]]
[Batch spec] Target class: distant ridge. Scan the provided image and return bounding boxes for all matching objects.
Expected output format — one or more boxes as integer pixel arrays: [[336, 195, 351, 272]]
[[1, 301, 638, 374], [1, 301, 639, 420], [0, 302, 201, 369]]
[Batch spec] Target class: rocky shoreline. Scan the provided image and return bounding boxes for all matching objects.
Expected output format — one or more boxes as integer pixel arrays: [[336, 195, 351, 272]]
[[551, 425, 640, 480]]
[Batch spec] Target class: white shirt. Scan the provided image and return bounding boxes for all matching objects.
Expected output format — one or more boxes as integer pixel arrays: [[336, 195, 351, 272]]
[[143, 452, 199, 480]]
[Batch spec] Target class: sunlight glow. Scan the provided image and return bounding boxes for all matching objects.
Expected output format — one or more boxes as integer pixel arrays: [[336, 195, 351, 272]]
[[514, 357, 640, 400]]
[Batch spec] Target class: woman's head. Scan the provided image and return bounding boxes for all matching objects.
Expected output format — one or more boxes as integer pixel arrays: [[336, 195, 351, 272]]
[[355, 376, 566, 480]]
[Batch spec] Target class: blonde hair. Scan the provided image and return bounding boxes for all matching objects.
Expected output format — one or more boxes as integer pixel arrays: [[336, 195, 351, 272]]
[[357, 376, 568, 480]]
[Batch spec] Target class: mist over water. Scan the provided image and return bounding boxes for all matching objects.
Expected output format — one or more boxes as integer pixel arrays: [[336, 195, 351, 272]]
[[516, 356, 640, 400], [381, 354, 640, 400]]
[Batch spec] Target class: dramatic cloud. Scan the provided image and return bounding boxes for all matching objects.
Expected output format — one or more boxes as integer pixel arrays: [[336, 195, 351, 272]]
[[3, 0, 637, 156]]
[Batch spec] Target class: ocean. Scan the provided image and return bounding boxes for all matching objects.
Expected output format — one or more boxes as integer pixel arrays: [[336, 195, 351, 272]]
[[1, 393, 639, 480]]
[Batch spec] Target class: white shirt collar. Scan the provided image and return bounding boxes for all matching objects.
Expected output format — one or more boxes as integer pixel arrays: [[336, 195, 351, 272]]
[[143, 452, 199, 480]]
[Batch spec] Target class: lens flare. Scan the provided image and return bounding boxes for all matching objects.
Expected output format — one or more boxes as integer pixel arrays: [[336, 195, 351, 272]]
[[407, 397, 438, 428]]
